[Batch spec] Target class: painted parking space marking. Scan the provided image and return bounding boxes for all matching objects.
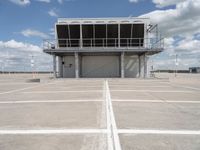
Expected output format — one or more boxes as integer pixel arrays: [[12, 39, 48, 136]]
[[22, 90, 102, 94], [0, 82, 55, 95], [110, 89, 197, 93], [105, 80, 122, 150], [118, 129, 200, 135], [0, 129, 107, 135], [109, 85, 171, 88], [170, 84, 200, 91], [0, 99, 103, 104], [112, 99, 200, 103]]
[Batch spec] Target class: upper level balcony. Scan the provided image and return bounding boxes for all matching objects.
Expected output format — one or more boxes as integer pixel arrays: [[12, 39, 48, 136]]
[[43, 37, 164, 54]]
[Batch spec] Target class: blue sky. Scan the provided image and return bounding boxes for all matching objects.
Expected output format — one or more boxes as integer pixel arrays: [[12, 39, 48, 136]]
[[0, 0, 157, 43], [0, 0, 200, 71]]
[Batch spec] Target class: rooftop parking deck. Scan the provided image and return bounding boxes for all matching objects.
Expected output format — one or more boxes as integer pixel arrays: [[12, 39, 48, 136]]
[[0, 73, 199, 150]]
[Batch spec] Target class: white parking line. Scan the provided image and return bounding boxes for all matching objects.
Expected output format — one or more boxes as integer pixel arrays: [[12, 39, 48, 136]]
[[0, 99, 103, 104], [171, 84, 200, 91], [110, 90, 196, 93], [109, 85, 171, 88], [105, 80, 122, 150], [0, 82, 54, 95], [0, 129, 107, 135], [118, 129, 200, 135], [112, 99, 200, 103], [22, 90, 102, 94], [1, 128, 199, 135]]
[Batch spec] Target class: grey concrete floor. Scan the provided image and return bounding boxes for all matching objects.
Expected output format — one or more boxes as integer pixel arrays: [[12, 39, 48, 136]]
[[0, 73, 200, 150]]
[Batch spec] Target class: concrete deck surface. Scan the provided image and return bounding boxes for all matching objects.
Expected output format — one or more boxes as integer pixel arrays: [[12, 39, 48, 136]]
[[0, 73, 199, 150]]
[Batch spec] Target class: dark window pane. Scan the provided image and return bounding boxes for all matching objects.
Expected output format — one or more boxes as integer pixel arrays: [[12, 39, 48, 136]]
[[120, 24, 132, 47], [94, 24, 106, 47], [56, 25, 69, 47], [69, 25, 80, 47], [107, 24, 118, 47], [82, 25, 94, 47], [131, 24, 144, 47]]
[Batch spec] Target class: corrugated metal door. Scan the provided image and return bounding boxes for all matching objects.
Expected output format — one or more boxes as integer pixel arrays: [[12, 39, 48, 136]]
[[81, 56, 120, 77]]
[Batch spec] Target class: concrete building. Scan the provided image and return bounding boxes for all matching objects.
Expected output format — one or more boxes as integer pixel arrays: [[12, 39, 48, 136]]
[[43, 17, 164, 78]]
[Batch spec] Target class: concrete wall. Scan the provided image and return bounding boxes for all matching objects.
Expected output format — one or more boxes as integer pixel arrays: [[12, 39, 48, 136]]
[[61, 53, 147, 78], [81, 56, 120, 78]]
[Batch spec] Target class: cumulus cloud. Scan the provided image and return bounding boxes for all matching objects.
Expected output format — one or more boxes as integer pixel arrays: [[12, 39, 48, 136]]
[[9, 0, 30, 6], [21, 29, 50, 39], [48, 9, 59, 17], [57, 0, 63, 4], [57, 0, 75, 4], [152, 36, 200, 70], [36, 0, 51, 3], [152, 0, 185, 8], [0, 40, 52, 71], [141, 0, 200, 37], [0, 40, 42, 52], [129, 0, 139, 3], [49, 28, 55, 36], [140, 0, 200, 69]]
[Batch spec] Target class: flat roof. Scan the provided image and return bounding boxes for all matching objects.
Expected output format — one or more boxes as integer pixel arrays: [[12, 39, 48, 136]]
[[57, 17, 150, 24]]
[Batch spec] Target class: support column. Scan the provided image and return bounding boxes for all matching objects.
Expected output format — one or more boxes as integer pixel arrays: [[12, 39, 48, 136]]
[[121, 52, 125, 78], [80, 24, 83, 48], [144, 53, 147, 78], [53, 54, 56, 78], [138, 55, 141, 78], [58, 56, 63, 78], [75, 52, 79, 78]]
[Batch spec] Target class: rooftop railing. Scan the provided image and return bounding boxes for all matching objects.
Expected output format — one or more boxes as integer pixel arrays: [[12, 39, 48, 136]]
[[43, 38, 164, 51]]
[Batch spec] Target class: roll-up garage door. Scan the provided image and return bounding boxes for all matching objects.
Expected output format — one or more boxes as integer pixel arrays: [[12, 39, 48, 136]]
[[81, 56, 120, 77]]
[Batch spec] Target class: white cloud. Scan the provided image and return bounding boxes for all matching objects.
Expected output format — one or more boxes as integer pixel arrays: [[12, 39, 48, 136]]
[[9, 0, 30, 6], [152, 36, 200, 70], [57, 0, 63, 4], [140, 0, 200, 69], [175, 38, 200, 54], [48, 9, 59, 17], [129, 0, 139, 3], [0, 40, 42, 52], [140, 0, 200, 37], [57, 0, 75, 4], [36, 0, 51, 3], [0, 40, 52, 71], [152, 0, 185, 8], [21, 29, 50, 39], [49, 28, 55, 36]]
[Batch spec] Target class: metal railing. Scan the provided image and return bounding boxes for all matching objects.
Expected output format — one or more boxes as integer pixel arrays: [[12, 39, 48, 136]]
[[43, 38, 164, 50]]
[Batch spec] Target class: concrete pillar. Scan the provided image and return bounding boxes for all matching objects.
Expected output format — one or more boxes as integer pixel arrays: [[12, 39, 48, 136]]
[[75, 52, 79, 78], [138, 55, 141, 78], [58, 56, 63, 78], [121, 52, 125, 78], [53, 54, 56, 78], [144, 53, 147, 78]]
